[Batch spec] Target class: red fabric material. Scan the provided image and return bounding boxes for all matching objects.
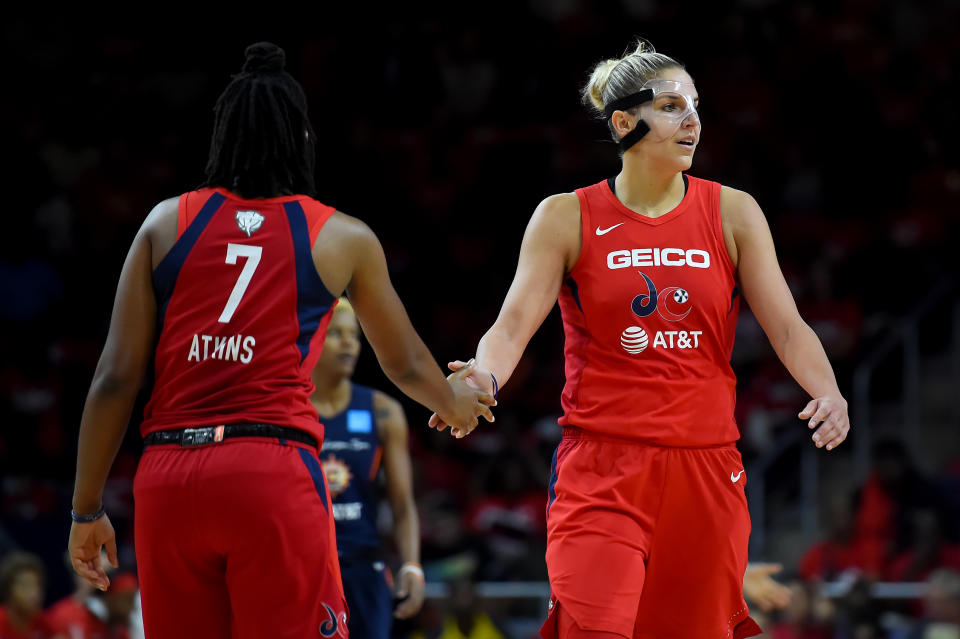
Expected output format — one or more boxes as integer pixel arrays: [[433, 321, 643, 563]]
[[545, 433, 754, 638], [143, 188, 337, 441], [853, 476, 896, 576], [558, 176, 740, 446], [886, 544, 960, 582], [0, 606, 51, 639], [798, 540, 866, 581], [769, 624, 831, 639], [44, 598, 110, 639], [133, 440, 346, 639]]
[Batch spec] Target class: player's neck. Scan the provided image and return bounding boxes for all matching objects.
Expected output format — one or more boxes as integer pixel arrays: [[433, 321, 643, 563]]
[[615, 159, 684, 218], [311, 375, 352, 417]]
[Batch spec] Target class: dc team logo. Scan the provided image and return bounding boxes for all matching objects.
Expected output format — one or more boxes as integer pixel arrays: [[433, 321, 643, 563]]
[[322, 455, 353, 497], [319, 602, 348, 638], [630, 273, 692, 321], [623, 273, 701, 356], [236, 210, 264, 237]]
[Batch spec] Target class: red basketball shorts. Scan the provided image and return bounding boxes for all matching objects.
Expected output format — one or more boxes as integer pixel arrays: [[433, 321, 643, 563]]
[[540, 428, 762, 639], [133, 438, 347, 639]]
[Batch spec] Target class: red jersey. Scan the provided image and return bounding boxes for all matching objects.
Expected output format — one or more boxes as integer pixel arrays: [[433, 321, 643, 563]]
[[44, 597, 110, 639], [557, 176, 740, 446], [142, 188, 337, 442], [0, 606, 51, 639]]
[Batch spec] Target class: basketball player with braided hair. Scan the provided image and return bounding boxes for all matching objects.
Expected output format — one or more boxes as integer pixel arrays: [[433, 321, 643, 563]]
[[68, 42, 494, 639], [430, 40, 849, 638]]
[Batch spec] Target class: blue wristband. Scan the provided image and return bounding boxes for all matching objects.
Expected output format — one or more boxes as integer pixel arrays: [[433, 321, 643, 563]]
[[71, 505, 106, 523], [490, 373, 499, 399]]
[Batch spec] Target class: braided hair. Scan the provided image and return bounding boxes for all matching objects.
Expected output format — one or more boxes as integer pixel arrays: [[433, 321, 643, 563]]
[[201, 42, 316, 198]]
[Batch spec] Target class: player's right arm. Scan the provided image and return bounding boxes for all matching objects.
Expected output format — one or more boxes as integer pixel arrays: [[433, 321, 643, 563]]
[[313, 213, 494, 432], [428, 193, 580, 434], [69, 198, 177, 591]]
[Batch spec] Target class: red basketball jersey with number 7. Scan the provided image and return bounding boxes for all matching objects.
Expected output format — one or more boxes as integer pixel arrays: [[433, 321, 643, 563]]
[[141, 187, 337, 441]]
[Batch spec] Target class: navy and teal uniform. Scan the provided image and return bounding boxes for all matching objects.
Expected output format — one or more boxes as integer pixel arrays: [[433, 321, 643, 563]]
[[320, 384, 392, 639]]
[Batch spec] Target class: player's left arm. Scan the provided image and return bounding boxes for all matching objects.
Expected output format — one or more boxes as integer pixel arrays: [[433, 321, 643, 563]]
[[721, 186, 850, 451], [374, 391, 424, 619]]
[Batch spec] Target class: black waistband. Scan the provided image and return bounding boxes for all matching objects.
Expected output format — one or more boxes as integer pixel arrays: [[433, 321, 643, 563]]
[[143, 423, 317, 448]]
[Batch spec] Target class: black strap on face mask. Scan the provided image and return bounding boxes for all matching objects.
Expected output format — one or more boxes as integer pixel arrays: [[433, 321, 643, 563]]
[[603, 89, 654, 153]]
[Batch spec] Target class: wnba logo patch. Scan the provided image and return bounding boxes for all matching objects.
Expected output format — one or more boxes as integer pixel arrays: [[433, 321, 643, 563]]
[[319, 602, 348, 638], [236, 210, 264, 237]]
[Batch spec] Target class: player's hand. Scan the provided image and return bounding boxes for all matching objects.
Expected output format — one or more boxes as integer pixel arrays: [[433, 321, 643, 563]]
[[68, 515, 119, 591], [445, 359, 495, 395], [799, 394, 850, 451], [393, 566, 426, 619], [743, 563, 792, 612], [429, 361, 495, 438]]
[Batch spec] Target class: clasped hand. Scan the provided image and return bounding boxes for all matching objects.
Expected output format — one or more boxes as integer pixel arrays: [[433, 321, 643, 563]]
[[429, 360, 496, 438]]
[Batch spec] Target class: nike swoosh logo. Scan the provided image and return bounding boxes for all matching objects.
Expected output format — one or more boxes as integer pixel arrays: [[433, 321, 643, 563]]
[[730, 470, 745, 483], [595, 223, 624, 236]]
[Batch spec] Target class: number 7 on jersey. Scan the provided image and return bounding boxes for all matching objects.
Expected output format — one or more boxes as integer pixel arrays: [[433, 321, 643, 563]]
[[218, 243, 262, 323]]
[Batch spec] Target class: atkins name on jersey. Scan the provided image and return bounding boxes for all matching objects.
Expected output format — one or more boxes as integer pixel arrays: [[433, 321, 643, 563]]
[[187, 333, 256, 364]]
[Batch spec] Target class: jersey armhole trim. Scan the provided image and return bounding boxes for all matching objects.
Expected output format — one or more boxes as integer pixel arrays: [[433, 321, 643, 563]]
[[301, 198, 337, 247], [712, 182, 738, 275], [177, 192, 189, 240], [569, 188, 591, 279]]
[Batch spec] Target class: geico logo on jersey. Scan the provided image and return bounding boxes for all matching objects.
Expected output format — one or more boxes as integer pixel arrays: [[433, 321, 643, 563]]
[[620, 326, 703, 355], [607, 248, 711, 270], [187, 333, 255, 364]]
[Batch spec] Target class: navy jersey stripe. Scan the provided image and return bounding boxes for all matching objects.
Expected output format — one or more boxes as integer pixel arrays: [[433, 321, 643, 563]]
[[565, 277, 584, 314], [152, 192, 227, 331], [297, 448, 329, 511], [546, 443, 560, 517], [283, 201, 336, 363]]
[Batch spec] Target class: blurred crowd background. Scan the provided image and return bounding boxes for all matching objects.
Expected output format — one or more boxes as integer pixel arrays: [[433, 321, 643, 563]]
[[2, 1, 959, 637]]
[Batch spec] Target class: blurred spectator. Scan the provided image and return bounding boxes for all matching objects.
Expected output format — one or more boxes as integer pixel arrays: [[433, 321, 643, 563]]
[[464, 452, 547, 581], [905, 569, 960, 639], [887, 510, 960, 583], [832, 579, 884, 639], [769, 580, 832, 639], [853, 439, 941, 578], [0, 551, 51, 639], [45, 553, 140, 639], [799, 494, 865, 582], [412, 578, 506, 639]]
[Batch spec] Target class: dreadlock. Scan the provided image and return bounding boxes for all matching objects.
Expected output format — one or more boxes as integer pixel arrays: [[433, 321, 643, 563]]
[[201, 42, 317, 198]]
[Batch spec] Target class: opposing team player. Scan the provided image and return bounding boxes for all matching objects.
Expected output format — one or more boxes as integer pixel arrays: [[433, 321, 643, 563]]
[[431, 40, 850, 638], [67, 42, 494, 639], [311, 298, 425, 639]]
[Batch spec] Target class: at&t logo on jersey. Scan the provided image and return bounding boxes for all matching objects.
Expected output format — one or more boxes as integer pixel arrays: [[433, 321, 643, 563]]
[[620, 327, 703, 355], [621, 327, 649, 353]]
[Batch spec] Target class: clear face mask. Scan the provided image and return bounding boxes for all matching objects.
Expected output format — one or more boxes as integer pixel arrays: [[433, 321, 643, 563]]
[[636, 78, 700, 142]]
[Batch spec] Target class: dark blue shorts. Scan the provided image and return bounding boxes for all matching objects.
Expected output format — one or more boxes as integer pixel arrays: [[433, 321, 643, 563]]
[[340, 558, 392, 639]]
